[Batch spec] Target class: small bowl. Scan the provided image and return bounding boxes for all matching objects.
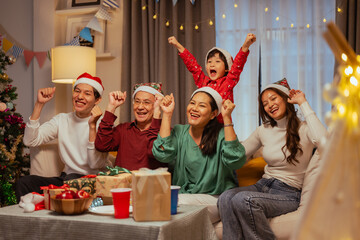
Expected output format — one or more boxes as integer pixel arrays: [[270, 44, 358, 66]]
[[50, 196, 93, 215]]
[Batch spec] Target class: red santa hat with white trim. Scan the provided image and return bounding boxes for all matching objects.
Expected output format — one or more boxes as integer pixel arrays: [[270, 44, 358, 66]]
[[74, 72, 104, 96]]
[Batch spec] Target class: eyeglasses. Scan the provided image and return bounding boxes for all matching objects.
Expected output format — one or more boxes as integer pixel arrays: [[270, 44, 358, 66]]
[[133, 99, 154, 107]]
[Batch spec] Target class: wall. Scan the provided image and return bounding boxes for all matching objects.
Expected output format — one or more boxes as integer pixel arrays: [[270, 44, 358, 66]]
[[0, 0, 34, 121], [0, 0, 123, 124]]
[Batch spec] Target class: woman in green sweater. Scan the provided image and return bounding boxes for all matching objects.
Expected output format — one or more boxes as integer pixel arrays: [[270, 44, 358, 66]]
[[152, 87, 246, 223]]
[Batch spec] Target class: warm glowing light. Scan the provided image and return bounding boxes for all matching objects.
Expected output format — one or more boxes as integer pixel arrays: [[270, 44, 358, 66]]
[[265, 7, 268, 12], [180, 25, 184, 31], [306, 24, 310, 28], [234, 3, 238, 8], [338, 104, 346, 116], [344, 88, 350, 97], [153, 14, 157, 19], [352, 112, 358, 124], [337, 7, 342, 12], [222, 14, 226, 19], [323, 18, 327, 23], [350, 76, 358, 86], [142, 6, 146, 10], [165, 21, 170, 27], [195, 24, 199, 30], [276, 17, 279, 21], [357, 66, 360, 74], [345, 66, 353, 75], [291, 23, 294, 28], [341, 53, 348, 62], [209, 20, 213, 26]]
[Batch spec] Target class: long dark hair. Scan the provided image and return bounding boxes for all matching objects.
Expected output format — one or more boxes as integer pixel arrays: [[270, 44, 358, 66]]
[[192, 92, 223, 156], [259, 88, 303, 165]]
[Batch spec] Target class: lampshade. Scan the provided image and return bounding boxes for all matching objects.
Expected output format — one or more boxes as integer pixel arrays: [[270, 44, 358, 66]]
[[51, 46, 96, 84]]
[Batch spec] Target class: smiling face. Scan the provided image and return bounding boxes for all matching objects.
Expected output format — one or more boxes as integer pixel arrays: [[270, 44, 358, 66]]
[[187, 92, 217, 129], [133, 91, 155, 129], [261, 89, 287, 121], [206, 53, 227, 81], [72, 83, 101, 118]]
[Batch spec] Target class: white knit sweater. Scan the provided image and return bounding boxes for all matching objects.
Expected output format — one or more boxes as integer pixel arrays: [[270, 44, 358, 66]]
[[242, 102, 327, 189], [23, 112, 108, 175]]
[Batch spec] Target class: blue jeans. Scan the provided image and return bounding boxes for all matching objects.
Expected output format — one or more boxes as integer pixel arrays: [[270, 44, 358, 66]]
[[218, 178, 301, 240]]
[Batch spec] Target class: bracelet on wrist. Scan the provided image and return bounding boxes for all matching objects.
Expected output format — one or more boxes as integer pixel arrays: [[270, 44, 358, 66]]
[[224, 123, 234, 127]]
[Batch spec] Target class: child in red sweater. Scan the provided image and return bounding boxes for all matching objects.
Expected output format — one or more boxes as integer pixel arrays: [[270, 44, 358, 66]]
[[168, 33, 256, 122], [168, 33, 256, 103]]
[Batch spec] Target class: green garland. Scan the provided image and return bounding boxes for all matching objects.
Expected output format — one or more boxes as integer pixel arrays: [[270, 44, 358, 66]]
[[0, 50, 30, 207]]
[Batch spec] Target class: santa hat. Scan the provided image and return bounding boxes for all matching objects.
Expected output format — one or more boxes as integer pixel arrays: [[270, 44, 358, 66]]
[[191, 87, 222, 116], [74, 72, 104, 96], [205, 47, 234, 70], [262, 78, 291, 96], [132, 82, 164, 98]]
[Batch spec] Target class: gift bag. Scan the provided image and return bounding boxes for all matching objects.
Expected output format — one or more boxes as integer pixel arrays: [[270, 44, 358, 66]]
[[132, 168, 171, 221]]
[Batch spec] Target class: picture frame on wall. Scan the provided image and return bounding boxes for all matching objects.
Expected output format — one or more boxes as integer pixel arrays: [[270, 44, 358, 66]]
[[72, 0, 101, 7], [66, 15, 105, 55]]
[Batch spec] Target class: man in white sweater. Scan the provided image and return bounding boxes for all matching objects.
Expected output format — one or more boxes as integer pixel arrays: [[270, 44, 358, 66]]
[[15, 73, 109, 202]]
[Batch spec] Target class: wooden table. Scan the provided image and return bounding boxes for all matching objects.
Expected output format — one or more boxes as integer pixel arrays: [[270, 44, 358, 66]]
[[0, 204, 216, 240]]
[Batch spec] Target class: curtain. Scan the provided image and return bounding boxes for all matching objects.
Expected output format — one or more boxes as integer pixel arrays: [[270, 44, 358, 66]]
[[215, 0, 335, 141], [336, 0, 360, 54], [120, 0, 215, 124]]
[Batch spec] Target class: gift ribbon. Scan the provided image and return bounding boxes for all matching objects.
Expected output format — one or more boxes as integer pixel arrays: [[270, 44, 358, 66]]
[[40, 184, 70, 190], [97, 166, 131, 176], [81, 175, 97, 178]]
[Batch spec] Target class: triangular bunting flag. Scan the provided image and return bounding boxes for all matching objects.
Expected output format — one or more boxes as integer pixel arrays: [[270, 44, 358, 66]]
[[103, 0, 119, 8], [95, 5, 112, 21], [79, 28, 93, 43], [23, 50, 35, 67], [64, 36, 80, 46], [10, 45, 24, 58], [34, 52, 47, 68], [87, 17, 103, 33], [190, 0, 195, 5], [172, 0, 177, 5], [2, 38, 13, 53]]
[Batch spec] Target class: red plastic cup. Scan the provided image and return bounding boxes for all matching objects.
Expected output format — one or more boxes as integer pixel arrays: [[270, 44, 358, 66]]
[[110, 188, 132, 219]]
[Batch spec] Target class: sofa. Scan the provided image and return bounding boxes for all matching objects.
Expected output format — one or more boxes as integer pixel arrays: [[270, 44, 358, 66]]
[[214, 150, 322, 240]]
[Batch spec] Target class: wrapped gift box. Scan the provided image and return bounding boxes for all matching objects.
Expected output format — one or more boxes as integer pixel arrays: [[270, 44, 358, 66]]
[[41, 185, 70, 210], [95, 173, 132, 204], [64, 177, 96, 194], [132, 168, 171, 221]]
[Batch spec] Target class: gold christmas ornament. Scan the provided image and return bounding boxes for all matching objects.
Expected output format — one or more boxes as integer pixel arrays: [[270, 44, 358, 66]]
[[2, 73, 8, 80], [8, 55, 16, 64]]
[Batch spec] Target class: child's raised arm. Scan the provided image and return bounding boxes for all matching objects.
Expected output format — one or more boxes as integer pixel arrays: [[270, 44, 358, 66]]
[[241, 33, 256, 52], [168, 36, 185, 53]]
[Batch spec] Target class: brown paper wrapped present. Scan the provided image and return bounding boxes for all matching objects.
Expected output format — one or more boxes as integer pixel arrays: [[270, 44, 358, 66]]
[[132, 168, 171, 221], [95, 173, 132, 204]]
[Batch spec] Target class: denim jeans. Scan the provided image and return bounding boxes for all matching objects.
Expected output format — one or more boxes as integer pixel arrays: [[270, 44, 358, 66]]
[[218, 178, 301, 240]]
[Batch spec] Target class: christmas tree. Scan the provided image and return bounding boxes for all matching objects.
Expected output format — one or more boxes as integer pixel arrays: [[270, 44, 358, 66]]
[[0, 49, 30, 207]]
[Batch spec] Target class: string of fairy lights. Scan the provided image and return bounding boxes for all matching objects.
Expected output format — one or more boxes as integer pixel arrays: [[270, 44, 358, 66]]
[[140, 1, 345, 32]]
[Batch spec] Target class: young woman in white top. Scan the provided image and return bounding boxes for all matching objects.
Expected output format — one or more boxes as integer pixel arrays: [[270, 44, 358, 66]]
[[218, 79, 327, 240]]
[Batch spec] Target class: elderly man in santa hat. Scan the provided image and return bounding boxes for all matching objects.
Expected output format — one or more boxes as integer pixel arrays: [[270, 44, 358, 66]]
[[15, 73, 109, 202], [95, 83, 167, 171]]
